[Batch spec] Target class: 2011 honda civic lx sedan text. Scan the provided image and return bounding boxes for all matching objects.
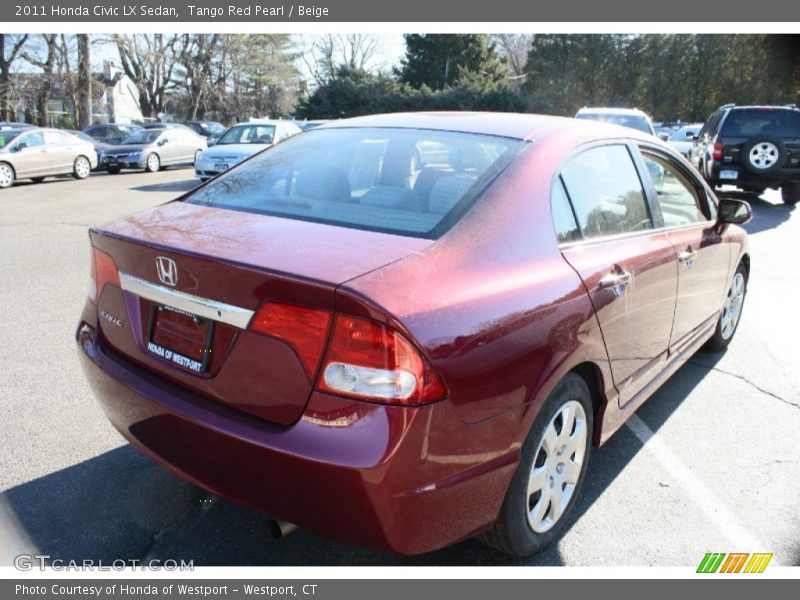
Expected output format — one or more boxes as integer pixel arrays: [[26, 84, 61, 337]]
[[76, 112, 752, 557]]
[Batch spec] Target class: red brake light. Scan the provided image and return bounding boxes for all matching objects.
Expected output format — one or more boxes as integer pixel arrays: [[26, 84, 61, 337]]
[[712, 140, 724, 161], [250, 302, 332, 379], [316, 315, 447, 406], [88, 248, 120, 304]]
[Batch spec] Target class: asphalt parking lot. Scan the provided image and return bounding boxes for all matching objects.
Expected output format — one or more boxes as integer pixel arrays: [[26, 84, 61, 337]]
[[0, 167, 798, 567]]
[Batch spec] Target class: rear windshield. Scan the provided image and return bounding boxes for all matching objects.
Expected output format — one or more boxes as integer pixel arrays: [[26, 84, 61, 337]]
[[577, 113, 653, 135], [185, 127, 524, 238], [721, 108, 800, 137]]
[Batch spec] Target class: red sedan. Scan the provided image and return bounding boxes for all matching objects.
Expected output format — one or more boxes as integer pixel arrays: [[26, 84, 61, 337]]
[[76, 112, 752, 556]]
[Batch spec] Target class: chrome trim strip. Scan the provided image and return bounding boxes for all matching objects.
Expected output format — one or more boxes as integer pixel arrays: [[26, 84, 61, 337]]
[[118, 272, 254, 329]]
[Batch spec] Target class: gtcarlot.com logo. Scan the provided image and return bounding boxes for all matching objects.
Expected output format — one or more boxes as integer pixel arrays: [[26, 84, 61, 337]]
[[697, 552, 773, 574]]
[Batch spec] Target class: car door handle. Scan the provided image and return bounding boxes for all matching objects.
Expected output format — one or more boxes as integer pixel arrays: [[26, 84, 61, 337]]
[[598, 271, 632, 296], [678, 249, 697, 268]]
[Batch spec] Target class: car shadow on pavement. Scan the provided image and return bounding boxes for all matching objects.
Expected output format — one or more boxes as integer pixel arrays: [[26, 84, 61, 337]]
[[130, 178, 200, 194], [716, 189, 794, 236], [1, 353, 726, 567]]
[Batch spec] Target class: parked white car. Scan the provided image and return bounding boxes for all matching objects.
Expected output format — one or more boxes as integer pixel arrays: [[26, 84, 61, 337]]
[[668, 124, 703, 158], [194, 120, 302, 181], [575, 107, 657, 136]]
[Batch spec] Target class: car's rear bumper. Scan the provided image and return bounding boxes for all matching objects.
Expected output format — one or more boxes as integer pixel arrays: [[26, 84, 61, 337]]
[[76, 320, 519, 554], [708, 163, 800, 187]]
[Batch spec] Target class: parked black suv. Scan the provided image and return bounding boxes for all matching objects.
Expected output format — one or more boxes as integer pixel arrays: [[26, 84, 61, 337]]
[[690, 104, 800, 205]]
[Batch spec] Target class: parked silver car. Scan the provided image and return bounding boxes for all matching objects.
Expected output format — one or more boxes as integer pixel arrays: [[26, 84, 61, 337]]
[[194, 120, 302, 181], [102, 127, 207, 174], [0, 127, 97, 188]]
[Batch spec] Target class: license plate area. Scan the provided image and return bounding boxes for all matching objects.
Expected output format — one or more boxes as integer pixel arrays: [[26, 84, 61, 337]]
[[720, 169, 738, 180], [146, 303, 214, 373], [214, 163, 229, 172]]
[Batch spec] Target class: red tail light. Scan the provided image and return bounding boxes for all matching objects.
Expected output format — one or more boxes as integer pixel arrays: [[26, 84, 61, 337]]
[[88, 248, 120, 304], [250, 302, 332, 379], [316, 315, 447, 406], [712, 140, 724, 161]]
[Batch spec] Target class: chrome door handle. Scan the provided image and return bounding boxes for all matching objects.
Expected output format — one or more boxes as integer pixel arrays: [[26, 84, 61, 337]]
[[678, 250, 697, 268], [599, 271, 632, 297]]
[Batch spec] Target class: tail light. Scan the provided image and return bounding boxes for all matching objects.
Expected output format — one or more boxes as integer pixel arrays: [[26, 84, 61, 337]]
[[711, 140, 724, 161], [88, 247, 120, 304], [316, 315, 446, 406], [250, 302, 332, 379]]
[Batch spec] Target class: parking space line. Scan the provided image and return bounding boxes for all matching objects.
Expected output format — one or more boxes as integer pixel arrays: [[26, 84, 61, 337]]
[[625, 414, 773, 561]]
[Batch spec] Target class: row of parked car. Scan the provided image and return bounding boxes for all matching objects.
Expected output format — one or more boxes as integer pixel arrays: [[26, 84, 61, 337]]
[[0, 118, 324, 189], [574, 104, 800, 205]]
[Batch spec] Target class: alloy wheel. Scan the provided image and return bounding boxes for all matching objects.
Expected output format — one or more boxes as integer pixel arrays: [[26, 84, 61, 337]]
[[720, 272, 745, 340], [748, 142, 779, 170], [527, 400, 588, 533], [0, 164, 13, 188], [74, 157, 90, 179], [147, 154, 160, 172]]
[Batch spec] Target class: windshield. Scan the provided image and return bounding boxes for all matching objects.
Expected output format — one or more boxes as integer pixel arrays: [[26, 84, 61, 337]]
[[670, 126, 700, 141], [0, 130, 23, 148], [217, 125, 276, 145], [122, 130, 162, 145], [577, 113, 653, 135], [186, 127, 524, 239]]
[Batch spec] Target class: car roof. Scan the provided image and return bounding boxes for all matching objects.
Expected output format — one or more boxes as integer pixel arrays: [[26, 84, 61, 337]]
[[314, 112, 589, 141], [576, 107, 650, 117]]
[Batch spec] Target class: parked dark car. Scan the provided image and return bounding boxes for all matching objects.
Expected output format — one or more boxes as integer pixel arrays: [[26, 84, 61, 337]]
[[77, 112, 751, 557], [83, 123, 141, 145], [691, 103, 800, 204], [184, 120, 227, 142]]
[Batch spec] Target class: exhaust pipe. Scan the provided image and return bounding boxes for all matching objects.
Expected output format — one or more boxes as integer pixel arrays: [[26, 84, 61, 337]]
[[267, 519, 298, 539]]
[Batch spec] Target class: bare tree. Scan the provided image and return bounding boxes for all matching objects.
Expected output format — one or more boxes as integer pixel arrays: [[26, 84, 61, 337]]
[[21, 35, 57, 126], [114, 34, 179, 118], [0, 34, 29, 121], [175, 34, 219, 120], [76, 34, 91, 129], [301, 34, 382, 86], [490, 34, 534, 82]]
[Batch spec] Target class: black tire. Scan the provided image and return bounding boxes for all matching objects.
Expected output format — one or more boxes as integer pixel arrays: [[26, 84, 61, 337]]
[[479, 373, 593, 557], [106, 166, 121, 175], [30, 177, 46, 183], [740, 135, 785, 175], [704, 262, 748, 352], [781, 183, 800, 206], [72, 155, 91, 179], [145, 153, 160, 173]]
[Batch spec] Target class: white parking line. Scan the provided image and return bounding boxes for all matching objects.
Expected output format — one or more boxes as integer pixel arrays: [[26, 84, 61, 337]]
[[625, 414, 773, 561]]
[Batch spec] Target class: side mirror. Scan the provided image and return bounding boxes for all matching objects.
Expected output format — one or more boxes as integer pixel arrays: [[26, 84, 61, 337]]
[[686, 131, 695, 139], [657, 132, 669, 142], [692, 135, 700, 142], [717, 198, 752, 225], [14, 141, 28, 151], [158, 138, 169, 146]]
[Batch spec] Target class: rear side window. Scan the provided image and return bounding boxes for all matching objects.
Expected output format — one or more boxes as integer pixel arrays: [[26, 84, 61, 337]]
[[720, 108, 800, 138], [560, 144, 652, 240], [551, 177, 581, 244], [186, 127, 524, 239]]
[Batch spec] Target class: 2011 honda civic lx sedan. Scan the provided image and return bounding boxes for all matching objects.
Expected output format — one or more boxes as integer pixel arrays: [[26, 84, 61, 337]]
[[76, 112, 752, 557]]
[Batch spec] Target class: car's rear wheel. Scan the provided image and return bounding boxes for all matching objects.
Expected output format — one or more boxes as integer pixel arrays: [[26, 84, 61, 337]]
[[73, 156, 91, 179], [106, 167, 121, 175], [705, 263, 748, 352], [0, 163, 15, 188], [145, 153, 160, 173], [781, 183, 800, 205], [479, 373, 593, 556]]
